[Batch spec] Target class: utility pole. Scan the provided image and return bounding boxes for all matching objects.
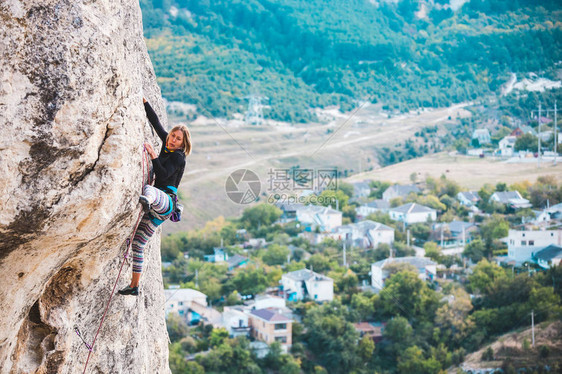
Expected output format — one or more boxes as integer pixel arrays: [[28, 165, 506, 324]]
[[538, 102, 542, 168], [531, 310, 535, 348], [343, 242, 347, 267], [555, 100, 558, 165], [407, 229, 410, 247]]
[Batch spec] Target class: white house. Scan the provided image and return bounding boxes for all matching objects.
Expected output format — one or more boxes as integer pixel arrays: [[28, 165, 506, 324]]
[[389, 203, 437, 224], [204, 247, 228, 263], [533, 245, 562, 269], [507, 229, 562, 263], [456, 191, 481, 207], [335, 220, 394, 248], [295, 205, 342, 232], [498, 136, 517, 157], [253, 295, 287, 310], [472, 129, 491, 145], [351, 181, 372, 198], [371, 257, 437, 290], [164, 288, 208, 324], [356, 199, 390, 218], [221, 307, 251, 338], [382, 184, 421, 202], [489, 191, 532, 209], [280, 269, 334, 302]]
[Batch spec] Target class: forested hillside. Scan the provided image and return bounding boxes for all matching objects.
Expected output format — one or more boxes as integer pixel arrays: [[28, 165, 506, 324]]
[[140, 0, 562, 123]]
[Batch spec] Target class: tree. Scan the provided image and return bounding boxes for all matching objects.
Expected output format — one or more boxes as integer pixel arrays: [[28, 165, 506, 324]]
[[317, 189, 349, 209], [227, 265, 269, 296], [435, 288, 474, 345], [263, 244, 290, 266], [514, 133, 538, 152], [480, 214, 509, 251], [397, 346, 441, 374], [382, 316, 414, 361], [463, 238, 485, 263], [358, 335, 375, 361], [468, 259, 507, 295], [303, 302, 362, 374], [424, 242, 441, 262], [378, 271, 440, 320], [167, 312, 189, 342], [197, 337, 262, 373], [241, 203, 282, 231]]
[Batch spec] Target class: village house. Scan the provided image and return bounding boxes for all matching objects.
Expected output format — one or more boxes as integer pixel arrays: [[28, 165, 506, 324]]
[[227, 254, 249, 271], [354, 322, 385, 343], [164, 288, 209, 325], [472, 128, 491, 145], [489, 191, 532, 209], [355, 199, 390, 218], [382, 184, 421, 202], [533, 245, 562, 269], [335, 220, 395, 249], [221, 307, 251, 338], [280, 268, 334, 302], [506, 229, 562, 263], [389, 203, 437, 224], [371, 257, 437, 290], [498, 136, 517, 157], [430, 221, 478, 248], [249, 309, 293, 352], [295, 205, 342, 232], [204, 247, 228, 263], [351, 180, 372, 198], [456, 191, 481, 207], [276, 202, 305, 223]]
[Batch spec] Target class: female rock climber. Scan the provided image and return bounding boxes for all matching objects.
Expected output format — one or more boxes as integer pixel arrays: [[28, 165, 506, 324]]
[[119, 98, 192, 296]]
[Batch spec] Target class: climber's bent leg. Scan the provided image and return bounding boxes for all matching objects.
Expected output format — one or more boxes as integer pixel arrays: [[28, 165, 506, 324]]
[[141, 185, 173, 216]]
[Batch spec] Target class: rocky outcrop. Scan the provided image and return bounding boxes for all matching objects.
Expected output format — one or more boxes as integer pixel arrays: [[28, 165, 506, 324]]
[[0, 0, 171, 372]]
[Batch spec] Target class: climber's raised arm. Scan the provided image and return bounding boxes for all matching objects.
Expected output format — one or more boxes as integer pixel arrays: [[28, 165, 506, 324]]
[[143, 99, 168, 142]]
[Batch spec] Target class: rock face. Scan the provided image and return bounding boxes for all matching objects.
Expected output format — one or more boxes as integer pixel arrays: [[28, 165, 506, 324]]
[[0, 1, 171, 373]]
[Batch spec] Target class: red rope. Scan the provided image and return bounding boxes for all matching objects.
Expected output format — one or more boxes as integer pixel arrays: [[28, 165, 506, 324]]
[[81, 145, 150, 374]]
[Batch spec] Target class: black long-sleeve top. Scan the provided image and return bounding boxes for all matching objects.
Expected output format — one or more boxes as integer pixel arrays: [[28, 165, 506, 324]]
[[144, 101, 186, 195]]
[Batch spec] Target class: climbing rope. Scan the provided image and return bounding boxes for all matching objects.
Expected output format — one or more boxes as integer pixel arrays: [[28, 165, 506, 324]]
[[77, 144, 152, 374]]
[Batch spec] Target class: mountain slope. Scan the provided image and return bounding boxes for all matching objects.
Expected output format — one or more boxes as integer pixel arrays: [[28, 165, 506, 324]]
[[140, 0, 562, 122]]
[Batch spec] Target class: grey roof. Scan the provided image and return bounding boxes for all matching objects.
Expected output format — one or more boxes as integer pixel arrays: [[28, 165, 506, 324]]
[[491, 191, 523, 203], [448, 220, 477, 234], [227, 254, 248, 268], [385, 184, 421, 197], [534, 245, 562, 262], [457, 191, 480, 202], [353, 181, 371, 189], [250, 308, 292, 323], [283, 268, 332, 282], [365, 200, 390, 209], [356, 220, 394, 232], [373, 256, 437, 270], [391, 203, 436, 214]]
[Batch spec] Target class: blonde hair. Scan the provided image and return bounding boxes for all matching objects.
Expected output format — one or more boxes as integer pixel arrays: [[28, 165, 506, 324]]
[[167, 125, 192, 155]]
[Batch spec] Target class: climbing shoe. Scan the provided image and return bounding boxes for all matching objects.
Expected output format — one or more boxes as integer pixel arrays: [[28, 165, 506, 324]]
[[118, 285, 139, 296], [139, 195, 151, 212]]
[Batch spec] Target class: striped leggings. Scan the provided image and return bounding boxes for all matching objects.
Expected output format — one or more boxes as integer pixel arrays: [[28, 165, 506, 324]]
[[132, 185, 173, 274]]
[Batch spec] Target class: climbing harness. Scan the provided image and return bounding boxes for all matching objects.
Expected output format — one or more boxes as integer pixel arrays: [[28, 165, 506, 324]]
[[77, 144, 152, 374]]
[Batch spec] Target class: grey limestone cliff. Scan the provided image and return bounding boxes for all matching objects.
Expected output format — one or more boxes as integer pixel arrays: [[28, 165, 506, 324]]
[[0, 0, 171, 372]]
